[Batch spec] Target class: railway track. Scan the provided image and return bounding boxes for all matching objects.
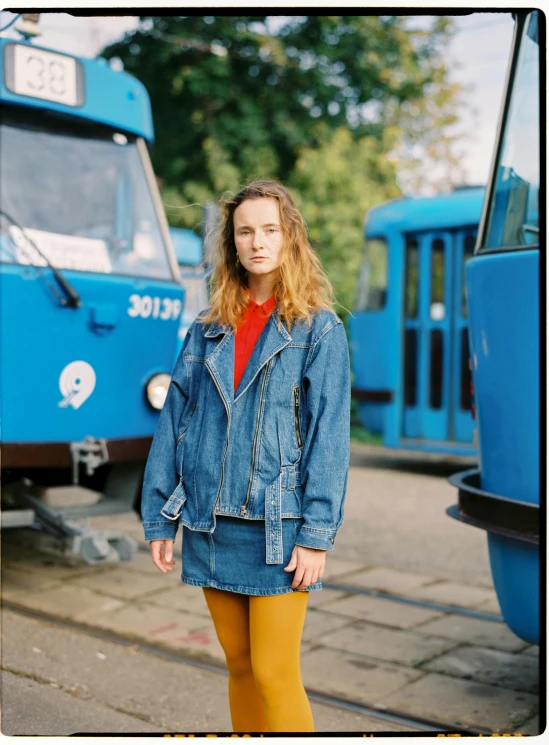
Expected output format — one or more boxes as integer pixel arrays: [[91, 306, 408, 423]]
[[321, 580, 504, 623], [3, 598, 495, 736], [138, 542, 504, 624]]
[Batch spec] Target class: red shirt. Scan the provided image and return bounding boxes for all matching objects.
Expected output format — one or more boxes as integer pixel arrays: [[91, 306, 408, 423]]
[[234, 292, 277, 392]]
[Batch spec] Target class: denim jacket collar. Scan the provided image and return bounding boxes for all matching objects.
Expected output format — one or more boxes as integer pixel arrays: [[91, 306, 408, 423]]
[[204, 304, 293, 410], [204, 320, 231, 338]]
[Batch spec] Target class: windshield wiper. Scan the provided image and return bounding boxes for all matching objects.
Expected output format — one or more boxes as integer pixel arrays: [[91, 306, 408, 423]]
[[0, 209, 82, 308]]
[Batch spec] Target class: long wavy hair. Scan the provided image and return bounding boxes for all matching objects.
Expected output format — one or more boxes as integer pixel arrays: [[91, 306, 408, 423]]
[[198, 180, 336, 332]]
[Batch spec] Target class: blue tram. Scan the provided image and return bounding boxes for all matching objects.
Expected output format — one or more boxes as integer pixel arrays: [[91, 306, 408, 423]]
[[0, 17, 188, 560], [350, 186, 484, 456], [169, 226, 211, 358], [447, 11, 540, 645]]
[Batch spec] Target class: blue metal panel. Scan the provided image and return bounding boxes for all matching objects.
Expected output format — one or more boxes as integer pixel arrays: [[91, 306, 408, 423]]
[[425, 230, 450, 441], [400, 231, 422, 441], [349, 305, 392, 390], [446, 12, 540, 644], [488, 534, 539, 644], [351, 186, 484, 455], [0, 265, 183, 442], [419, 232, 436, 437], [349, 228, 399, 439], [466, 250, 539, 507], [399, 230, 465, 446], [383, 229, 405, 447], [170, 227, 203, 267], [366, 187, 485, 238], [0, 38, 154, 142], [451, 230, 476, 443]]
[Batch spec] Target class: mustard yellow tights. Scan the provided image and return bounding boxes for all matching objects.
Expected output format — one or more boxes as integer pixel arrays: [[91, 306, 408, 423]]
[[202, 587, 314, 733]]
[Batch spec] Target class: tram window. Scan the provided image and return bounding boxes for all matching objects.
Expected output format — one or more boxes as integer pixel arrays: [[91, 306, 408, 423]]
[[355, 238, 387, 311], [403, 329, 418, 407], [404, 239, 419, 319], [483, 11, 539, 250], [462, 234, 476, 317], [430, 239, 445, 320], [0, 109, 172, 280], [429, 329, 443, 409], [460, 328, 472, 411]]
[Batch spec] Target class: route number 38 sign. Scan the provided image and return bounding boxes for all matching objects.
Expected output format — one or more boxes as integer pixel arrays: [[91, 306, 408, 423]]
[[5, 42, 84, 107]]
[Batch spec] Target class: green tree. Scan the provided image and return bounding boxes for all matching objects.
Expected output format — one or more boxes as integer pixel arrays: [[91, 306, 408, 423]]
[[103, 15, 465, 196], [289, 124, 400, 315], [102, 15, 466, 306]]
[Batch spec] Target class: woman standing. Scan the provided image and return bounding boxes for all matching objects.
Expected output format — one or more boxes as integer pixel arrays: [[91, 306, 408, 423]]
[[141, 179, 351, 733]]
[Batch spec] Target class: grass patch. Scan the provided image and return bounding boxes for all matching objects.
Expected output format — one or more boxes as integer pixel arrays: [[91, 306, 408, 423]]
[[350, 424, 383, 446]]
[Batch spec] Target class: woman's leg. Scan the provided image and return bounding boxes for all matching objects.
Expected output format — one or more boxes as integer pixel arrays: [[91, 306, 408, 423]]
[[249, 591, 314, 732], [202, 587, 269, 732]]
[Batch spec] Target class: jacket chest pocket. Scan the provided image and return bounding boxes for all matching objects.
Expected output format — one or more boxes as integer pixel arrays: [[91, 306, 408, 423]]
[[293, 386, 304, 449]]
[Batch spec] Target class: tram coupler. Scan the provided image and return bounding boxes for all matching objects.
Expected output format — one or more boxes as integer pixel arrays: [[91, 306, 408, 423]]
[[69, 435, 109, 484], [2, 480, 137, 564]]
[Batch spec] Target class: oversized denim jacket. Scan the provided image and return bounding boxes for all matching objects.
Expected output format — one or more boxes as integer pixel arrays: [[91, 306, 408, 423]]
[[141, 303, 351, 563]]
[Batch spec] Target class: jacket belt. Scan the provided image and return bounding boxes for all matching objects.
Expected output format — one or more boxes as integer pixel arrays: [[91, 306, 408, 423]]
[[265, 466, 297, 564]]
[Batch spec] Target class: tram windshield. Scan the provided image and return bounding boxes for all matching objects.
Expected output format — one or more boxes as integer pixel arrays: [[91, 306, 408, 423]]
[[0, 109, 173, 280], [482, 12, 539, 250]]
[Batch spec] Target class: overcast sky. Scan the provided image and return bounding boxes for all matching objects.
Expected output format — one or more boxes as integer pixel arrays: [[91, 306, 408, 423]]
[[0, 12, 514, 189]]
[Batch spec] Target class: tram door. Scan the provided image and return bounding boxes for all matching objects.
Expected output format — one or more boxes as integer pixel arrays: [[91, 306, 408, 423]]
[[401, 229, 476, 446]]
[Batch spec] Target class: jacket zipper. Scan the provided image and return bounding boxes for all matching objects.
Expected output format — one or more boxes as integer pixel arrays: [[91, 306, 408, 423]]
[[210, 373, 230, 526], [176, 403, 197, 445], [293, 385, 304, 449], [240, 363, 269, 516]]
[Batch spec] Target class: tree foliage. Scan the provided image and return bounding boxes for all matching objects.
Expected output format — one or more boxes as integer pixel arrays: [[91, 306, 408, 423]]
[[289, 124, 400, 314], [102, 15, 466, 315]]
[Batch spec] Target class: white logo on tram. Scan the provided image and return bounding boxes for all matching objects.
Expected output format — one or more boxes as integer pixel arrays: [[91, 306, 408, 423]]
[[58, 361, 96, 410]]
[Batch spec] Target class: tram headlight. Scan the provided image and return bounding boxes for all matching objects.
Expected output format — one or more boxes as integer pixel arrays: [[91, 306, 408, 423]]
[[146, 373, 171, 410]]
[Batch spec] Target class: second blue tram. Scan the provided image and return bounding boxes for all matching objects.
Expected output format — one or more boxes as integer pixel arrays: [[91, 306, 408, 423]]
[[350, 187, 484, 456], [169, 226, 211, 359]]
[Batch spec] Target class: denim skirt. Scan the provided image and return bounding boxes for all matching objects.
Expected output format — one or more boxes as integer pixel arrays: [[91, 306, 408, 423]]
[[181, 515, 323, 596]]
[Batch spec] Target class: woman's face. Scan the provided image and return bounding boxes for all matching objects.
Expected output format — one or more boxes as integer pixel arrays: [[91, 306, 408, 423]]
[[233, 197, 284, 278]]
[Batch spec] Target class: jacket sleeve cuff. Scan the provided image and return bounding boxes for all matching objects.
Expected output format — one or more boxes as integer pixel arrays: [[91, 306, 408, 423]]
[[143, 522, 179, 542], [294, 525, 336, 551]]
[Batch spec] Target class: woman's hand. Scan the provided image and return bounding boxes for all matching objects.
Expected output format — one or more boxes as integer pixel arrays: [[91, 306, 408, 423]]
[[149, 539, 176, 573], [284, 545, 326, 590]]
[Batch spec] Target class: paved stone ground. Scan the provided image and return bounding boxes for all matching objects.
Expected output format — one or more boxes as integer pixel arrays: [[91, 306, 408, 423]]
[[2, 609, 413, 735], [1, 445, 542, 736], [1, 527, 540, 736]]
